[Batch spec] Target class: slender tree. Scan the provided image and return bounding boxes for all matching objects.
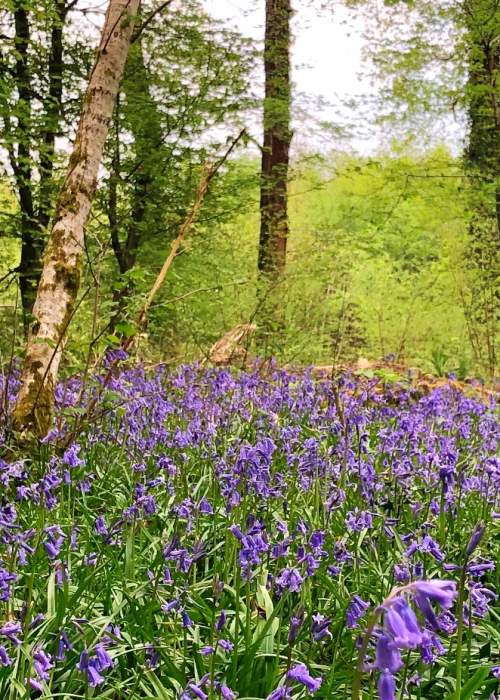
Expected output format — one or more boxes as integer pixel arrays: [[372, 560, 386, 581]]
[[0, 1, 88, 331], [102, 0, 255, 333], [13, 0, 140, 436], [258, 0, 292, 275], [463, 0, 499, 375], [348, 0, 499, 374], [256, 0, 292, 352]]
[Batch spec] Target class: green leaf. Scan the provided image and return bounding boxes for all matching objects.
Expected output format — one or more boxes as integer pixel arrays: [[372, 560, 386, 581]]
[[458, 667, 491, 700], [115, 321, 136, 338], [444, 667, 491, 700]]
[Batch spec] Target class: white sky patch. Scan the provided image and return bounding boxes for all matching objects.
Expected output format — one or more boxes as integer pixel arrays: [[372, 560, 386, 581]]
[[203, 1, 380, 153], [203, 0, 464, 155]]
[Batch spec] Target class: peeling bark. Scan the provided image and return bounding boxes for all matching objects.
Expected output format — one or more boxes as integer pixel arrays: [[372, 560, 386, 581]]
[[13, 0, 139, 437]]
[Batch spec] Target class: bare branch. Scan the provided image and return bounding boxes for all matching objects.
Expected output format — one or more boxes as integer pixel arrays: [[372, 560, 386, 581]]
[[131, 0, 174, 43]]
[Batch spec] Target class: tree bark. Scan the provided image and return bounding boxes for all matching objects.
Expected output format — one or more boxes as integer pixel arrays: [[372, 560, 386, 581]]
[[256, 0, 292, 353], [258, 0, 292, 275], [463, 0, 499, 376], [11, 4, 41, 333], [7, 1, 72, 333], [38, 0, 68, 231], [13, 0, 140, 436]]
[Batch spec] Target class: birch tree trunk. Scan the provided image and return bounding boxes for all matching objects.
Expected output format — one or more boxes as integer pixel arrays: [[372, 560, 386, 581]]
[[13, 0, 140, 436]]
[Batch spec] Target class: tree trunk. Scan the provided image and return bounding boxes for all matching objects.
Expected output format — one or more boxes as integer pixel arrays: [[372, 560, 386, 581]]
[[257, 0, 292, 353], [9, 1, 71, 333], [13, 0, 140, 436], [38, 0, 67, 231], [463, 0, 499, 377], [12, 4, 41, 333], [258, 0, 292, 275]]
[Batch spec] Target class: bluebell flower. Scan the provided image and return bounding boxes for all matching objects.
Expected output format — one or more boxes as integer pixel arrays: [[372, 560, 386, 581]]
[[383, 597, 422, 649], [218, 639, 233, 652], [0, 645, 12, 666], [145, 644, 160, 669], [0, 567, 16, 601], [375, 634, 402, 673], [266, 687, 291, 700], [276, 567, 304, 593], [410, 580, 457, 609], [287, 663, 322, 694], [56, 630, 73, 661], [378, 669, 396, 700], [95, 643, 113, 670], [311, 613, 332, 642], [33, 647, 53, 682], [0, 622, 22, 646], [77, 650, 105, 687], [347, 595, 370, 628], [215, 610, 226, 631]]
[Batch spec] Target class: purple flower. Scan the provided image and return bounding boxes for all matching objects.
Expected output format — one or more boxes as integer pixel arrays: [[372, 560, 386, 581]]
[[216, 610, 226, 631], [311, 613, 332, 642], [410, 580, 457, 609], [0, 646, 12, 666], [219, 683, 236, 700], [218, 639, 233, 652], [0, 622, 22, 646], [375, 634, 403, 673], [0, 567, 17, 602], [95, 516, 110, 541], [287, 663, 322, 694], [33, 647, 53, 682], [200, 646, 214, 656], [266, 688, 291, 700], [393, 564, 410, 584], [77, 650, 105, 687], [95, 643, 113, 670], [347, 595, 370, 628], [146, 644, 160, 669], [188, 681, 208, 700], [378, 669, 396, 700], [199, 498, 213, 515], [56, 630, 73, 661], [182, 611, 193, 628], [62, 443, 84, 468], [276, 567, 304, 593], [383, 598, 422, 649], [420, 630, 445, 664], [288, 609, 304, 645], [346, 510, 373, 532], [465, 524, 485, 556]]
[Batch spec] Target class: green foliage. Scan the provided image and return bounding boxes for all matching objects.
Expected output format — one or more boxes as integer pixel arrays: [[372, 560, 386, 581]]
[[55, 145, 492, 376]]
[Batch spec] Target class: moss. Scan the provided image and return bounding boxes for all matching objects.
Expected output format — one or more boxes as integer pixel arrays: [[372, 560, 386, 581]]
[[53, 261, 80, 295], [12, 361, 54, 438]]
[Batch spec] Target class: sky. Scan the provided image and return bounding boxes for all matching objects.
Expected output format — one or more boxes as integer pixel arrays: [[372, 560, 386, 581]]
[[202, 0, 464, 155], [203, 0, 378, 153]]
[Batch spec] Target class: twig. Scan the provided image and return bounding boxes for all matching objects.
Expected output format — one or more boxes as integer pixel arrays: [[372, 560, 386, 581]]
[[134, 128, 247, 333], [61, 128, 247, 447], [131, 0, 174, 43], [151, 278, 252, 308]]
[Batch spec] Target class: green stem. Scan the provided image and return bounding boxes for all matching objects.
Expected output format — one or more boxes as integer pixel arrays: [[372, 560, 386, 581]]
[[454, 564, 468, 700], [351, 608, 381, 700]]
